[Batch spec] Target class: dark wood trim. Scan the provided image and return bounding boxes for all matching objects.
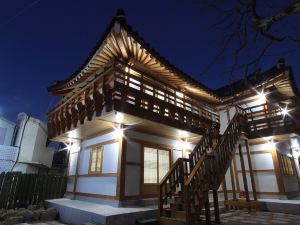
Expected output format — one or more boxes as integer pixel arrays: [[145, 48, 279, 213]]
[[235, 150, 273, 155], [272, 149, 286, 194], [118, 135, 127, 200], [237, 169, 274, 173], [85, 139, 119, 150], [126, 162, 141, 166], [69, 173, 117, 178]]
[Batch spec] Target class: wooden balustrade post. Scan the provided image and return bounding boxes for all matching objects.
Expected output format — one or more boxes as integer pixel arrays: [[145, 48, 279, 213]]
[[213, 190, 220, 224], [238, 143, 250, 202], [221, 179, 229, 209], [229, 163, 237, 201], [205, 197, 211, 225], [245, 139, 257, 200]]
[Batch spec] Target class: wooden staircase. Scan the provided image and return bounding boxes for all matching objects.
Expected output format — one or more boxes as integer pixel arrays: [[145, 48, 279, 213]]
[[159, 109, 248, 225]]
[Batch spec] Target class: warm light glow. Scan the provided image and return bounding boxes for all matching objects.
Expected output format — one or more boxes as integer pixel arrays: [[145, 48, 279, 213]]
[[176, 139, 189, 150], [179, 130, 188, 138], [257, 91, 266, 103], [281, 106, 289, 116], [115, 112, 124, 123], [66, 143, 73, 151], [114, 125, 124, 138]]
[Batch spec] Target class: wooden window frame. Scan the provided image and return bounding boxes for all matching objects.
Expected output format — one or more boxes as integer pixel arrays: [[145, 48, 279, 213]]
[[142, 145, 171, 184], [89, 145, 104, 174]]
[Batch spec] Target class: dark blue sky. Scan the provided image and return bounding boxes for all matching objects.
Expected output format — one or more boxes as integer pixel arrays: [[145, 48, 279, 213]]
[[1, 0, 299, 122]]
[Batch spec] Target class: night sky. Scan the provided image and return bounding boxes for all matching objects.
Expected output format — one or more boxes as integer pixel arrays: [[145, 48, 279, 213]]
[[1, 0, 299, 122]]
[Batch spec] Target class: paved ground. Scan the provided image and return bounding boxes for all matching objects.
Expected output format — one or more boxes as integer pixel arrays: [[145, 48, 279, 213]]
[[18, 222, 67, 225], [221, 210, 300, 225]]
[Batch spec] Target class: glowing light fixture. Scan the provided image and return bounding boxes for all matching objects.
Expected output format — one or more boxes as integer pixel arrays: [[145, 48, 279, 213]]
[[286, 153, 293, 157], [281, 106, 289, 116], [115, 112, 124, 123], [258, 91, 266, 103]]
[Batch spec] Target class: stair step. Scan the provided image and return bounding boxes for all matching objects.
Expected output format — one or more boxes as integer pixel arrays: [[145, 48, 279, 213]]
[[136, 219, 159, 225], [159, 217, 186, 225]]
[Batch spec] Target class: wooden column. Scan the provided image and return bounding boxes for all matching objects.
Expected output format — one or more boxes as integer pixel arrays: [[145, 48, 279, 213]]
[[238, 143, 250, 201], [222, 179, 228, 208], [205, 197, 211, 225], [229, 163, 237, 200], [245, 139, 257, 200], [213, 190, 220, 224]]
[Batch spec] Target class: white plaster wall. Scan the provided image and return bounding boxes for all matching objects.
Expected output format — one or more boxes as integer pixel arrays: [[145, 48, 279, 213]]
[[102, 142, 119, 173], [238, 172, 279, 193], [66, 177, 75, 192], [69, 152, 78, 176], [219, 110, 228, 134], [82, 130, 120, 149], [78, 150, 90, 175], [235, 153, 274, 171], [223, 142, 279, 195], [76, 177, 117, 196]]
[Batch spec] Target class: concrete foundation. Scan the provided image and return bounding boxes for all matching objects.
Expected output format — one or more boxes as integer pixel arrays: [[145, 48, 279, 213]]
[[45, 199, 158, 225]]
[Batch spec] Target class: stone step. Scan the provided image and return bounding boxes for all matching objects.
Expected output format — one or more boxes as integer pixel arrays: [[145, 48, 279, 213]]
[[159, 216, 186, 225], [136, 218, 159, 225]]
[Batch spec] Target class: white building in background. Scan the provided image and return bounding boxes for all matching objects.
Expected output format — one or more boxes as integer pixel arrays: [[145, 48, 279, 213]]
[[0, 112, 54, 173]]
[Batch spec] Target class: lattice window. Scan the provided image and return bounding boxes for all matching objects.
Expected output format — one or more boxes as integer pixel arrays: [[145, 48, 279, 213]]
[[143, 147, 170, 184], [89, 145, 103, 173], [279, 153, 295, 176]]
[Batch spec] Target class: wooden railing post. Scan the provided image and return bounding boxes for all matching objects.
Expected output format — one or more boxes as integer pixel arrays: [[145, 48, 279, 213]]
[[213, 189, 220, 224], [245, 139, 257, 200], [238, 143, 250, 202], [205, 197, 211, 225]]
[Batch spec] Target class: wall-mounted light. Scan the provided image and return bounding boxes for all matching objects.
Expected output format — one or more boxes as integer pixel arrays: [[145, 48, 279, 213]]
[[286, 153, 293, 157], [258, 91, 266, 103], [115, 112, 124, 124], [281, 106, 289, 116]]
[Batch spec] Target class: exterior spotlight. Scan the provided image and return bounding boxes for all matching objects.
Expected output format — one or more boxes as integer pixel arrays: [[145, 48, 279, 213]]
[[282, 107, 289, 116], [258, 91, 266, 103], [115, 112, 124, 123], [286, 153, 293, 157]]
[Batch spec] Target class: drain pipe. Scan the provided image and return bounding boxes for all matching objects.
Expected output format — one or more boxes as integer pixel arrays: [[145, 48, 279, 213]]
[[11, 115, 30, 172]]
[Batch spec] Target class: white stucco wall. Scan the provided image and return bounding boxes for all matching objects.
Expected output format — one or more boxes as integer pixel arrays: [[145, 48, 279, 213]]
[[69, 130, 120, 197]]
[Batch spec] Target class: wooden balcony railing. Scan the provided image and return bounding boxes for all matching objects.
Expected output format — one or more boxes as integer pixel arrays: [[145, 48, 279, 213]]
[[47, 61, 219, 139], [113, 64, 219, 134], [244, 103, 296, 137]]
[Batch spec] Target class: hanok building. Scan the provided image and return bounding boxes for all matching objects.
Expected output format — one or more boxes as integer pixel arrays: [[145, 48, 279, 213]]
[[47, 10, 300, 225]]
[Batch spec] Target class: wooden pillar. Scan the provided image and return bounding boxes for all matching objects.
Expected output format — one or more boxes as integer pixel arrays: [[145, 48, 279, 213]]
[[222, 179, 228, 204], [238, 143, 250, 201], [205, 198, 211, 225], [245, 139, 257, 200], [229, 163, 237, 200], [213, 190, 220, 224]]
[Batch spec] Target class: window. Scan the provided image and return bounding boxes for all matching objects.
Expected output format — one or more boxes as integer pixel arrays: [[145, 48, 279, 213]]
[[279, 153, 295, 176], [89, 145, 103, 173], [143, 147, 170, 183]]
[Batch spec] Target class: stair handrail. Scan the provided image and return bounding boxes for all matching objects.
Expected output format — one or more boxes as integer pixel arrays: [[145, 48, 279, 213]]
[[159, 157, 190, 216], [189, 122, 220, 170], [159, 121, 220, 217], [184, 111, 247, 225]]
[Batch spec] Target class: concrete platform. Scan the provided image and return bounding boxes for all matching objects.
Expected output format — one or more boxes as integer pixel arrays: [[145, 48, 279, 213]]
[[259, 198, 300, 215], [45, 199, 157, 225]]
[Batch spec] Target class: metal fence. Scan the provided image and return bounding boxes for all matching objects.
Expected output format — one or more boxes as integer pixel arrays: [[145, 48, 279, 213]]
[[0, 172, 66, 209]]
